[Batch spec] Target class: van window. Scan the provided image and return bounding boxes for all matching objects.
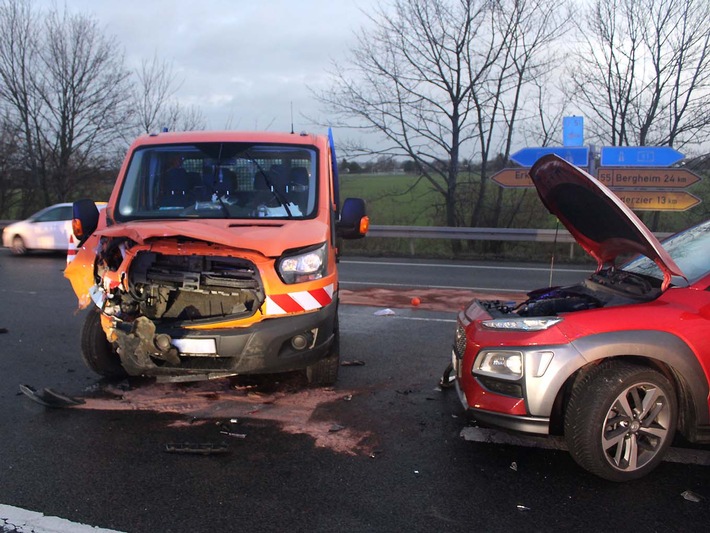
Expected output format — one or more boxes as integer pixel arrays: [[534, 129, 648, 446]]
[[116, 143, 318, 221]]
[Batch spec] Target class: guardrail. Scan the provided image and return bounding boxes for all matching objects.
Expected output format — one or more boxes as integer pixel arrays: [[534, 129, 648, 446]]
[[367, 225, 577, 242]]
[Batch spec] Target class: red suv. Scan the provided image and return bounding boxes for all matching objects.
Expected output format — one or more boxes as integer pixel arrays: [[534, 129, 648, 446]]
[[451, 155, 710, 481]]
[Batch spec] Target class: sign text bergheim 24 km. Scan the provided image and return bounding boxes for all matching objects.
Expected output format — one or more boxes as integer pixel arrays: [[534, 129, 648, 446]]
[[597, 168, 701, 188]]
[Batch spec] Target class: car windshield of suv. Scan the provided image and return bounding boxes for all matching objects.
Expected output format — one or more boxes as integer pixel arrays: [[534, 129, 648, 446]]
[[116, 143, 318, 220], [624, 219, 710, 284]]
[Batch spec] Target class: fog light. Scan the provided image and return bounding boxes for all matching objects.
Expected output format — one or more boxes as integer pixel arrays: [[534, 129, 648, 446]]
[[291, 334, 309, 350]]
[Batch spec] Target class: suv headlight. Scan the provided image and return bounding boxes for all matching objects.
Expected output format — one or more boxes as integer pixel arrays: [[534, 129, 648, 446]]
[[481, 317, 562, 331], [278, 243, 327, 284], [475, 350, 523, 380]]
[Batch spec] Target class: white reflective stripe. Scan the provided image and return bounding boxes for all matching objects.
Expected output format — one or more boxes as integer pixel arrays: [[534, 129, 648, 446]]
[[324, 284, 334, 298], [289, 291, 321, 311]]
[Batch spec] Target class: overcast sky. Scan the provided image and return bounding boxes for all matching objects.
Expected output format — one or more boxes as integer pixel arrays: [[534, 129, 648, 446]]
[[42, 0, 379, 136]]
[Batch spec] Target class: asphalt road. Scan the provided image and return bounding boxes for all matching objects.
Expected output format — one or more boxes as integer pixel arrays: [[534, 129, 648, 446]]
[[0, 251, 708, 533]]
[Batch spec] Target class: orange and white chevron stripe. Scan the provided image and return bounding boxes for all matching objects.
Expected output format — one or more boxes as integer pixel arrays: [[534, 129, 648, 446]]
[[265, 284, 335, 315]]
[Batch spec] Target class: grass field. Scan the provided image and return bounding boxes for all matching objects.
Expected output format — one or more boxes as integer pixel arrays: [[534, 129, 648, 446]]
[[339, 170, 710, 261]]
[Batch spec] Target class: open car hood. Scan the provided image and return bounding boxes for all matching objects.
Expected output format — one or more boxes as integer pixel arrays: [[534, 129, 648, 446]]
[[529, 155, 685, 289]]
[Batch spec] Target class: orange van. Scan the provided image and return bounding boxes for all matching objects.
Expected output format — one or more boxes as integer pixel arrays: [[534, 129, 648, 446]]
[[65, 130, 367, 384]]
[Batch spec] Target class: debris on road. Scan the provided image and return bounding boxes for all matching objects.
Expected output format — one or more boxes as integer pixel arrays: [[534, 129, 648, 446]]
[[329, 424, 346, 433], [19, 384, 85, 408], [164, 442, 230, 455], [341, 360, 366, 366], [438, 362, 456, 389], [510, 462, 518, 472], [516, 505, 531, 512], [218, 421, 247, 439], [0, 327, 8, 334], [374, 308, 395, 316], [681, 490, 703, 502]]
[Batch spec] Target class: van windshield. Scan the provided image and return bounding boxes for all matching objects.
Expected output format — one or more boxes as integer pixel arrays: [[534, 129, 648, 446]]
[[116, 143, 318, 220]]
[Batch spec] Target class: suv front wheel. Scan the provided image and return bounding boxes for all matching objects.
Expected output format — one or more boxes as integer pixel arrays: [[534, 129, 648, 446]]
[[564, 361, 677, 482]]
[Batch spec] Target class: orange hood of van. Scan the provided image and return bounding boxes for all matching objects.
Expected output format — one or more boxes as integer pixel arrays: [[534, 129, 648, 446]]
[[95, 218, 330, 257]]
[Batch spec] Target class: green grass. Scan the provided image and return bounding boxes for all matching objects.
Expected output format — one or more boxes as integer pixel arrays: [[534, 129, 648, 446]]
[[339, 170, 709, 261], [340, 173, 447, 226]]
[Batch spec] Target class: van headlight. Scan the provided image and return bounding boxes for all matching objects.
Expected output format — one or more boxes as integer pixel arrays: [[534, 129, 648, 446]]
[[475, 350, 523, 380], [278, 243, 327, 284]]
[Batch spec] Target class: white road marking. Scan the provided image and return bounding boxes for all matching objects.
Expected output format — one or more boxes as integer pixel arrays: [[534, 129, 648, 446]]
[[340, 280, 525, 292], [340, 311, 456, 323], [341, 259, 589, 274], [0, 504, 125, 533], [460, 427, 710, 465]]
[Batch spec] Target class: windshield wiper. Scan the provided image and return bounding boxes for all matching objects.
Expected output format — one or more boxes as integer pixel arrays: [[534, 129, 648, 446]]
[[240, 149, 293, 218]]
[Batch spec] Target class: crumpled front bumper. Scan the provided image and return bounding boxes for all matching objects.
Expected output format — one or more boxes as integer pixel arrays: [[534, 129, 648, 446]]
[[109, 300, 338, 378]]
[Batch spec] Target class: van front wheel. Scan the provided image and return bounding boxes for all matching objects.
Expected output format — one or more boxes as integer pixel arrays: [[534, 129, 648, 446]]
[[81, 309, 128, 379]]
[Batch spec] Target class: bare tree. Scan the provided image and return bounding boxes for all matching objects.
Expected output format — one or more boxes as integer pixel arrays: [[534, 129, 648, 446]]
[[0, 0, 43, 211], [0, 107, 23, 216], [569, 0, 710, 150], [132, 54, 206, 134], [0, 0, 133, 209], [315, 0, 570, 237], [467, 0, 572, 229], [316, 0, 500, 234], [38, 7, 133, 201]]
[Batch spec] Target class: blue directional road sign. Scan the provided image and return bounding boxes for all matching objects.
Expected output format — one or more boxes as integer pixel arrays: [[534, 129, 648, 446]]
[[600, 146, 684, 167], [510, 146, 589, 167]]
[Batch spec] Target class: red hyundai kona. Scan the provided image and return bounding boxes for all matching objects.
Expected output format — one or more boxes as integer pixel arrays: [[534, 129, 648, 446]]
[[451, 154, 710, 481]]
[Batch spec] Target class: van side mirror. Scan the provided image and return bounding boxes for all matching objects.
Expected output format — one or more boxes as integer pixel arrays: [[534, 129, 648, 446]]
[[72, 199, 99, 246], [337, 197, 368, 239]]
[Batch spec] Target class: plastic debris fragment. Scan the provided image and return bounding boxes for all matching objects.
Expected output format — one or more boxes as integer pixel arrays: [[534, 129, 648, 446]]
[[19, 384, 85, 408], [164, 442, 230, 455], [681, 490, 703, 502], [374, 308, 395, 316]]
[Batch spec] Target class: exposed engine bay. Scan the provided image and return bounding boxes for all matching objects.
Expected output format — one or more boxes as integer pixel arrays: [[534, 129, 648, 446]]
[[95, 238, 265, 323], [87, 237, 267, 374], [482, 266, 662, 318]]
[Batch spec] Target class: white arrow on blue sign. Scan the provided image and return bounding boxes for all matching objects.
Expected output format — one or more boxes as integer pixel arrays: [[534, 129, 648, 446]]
[[510, 146, 589, 167], [600, 146, 684, 167]]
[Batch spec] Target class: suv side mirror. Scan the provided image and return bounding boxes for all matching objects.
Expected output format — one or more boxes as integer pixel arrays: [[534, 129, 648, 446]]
[[337, 197, 368, 239], [72, 199, 99, 246]]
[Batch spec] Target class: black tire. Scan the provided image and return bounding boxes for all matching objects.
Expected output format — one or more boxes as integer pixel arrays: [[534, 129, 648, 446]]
[[11, 235, 27, 255], [306, 319, 340, 387], [81, 309, 128, 379], [564, 361, 677, 482]]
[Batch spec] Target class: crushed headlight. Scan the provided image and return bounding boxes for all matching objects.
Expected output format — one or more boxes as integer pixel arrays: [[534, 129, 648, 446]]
[[475, 350, 523, 380], [481, 317, 562, 331], [278, 243, 327, 284]]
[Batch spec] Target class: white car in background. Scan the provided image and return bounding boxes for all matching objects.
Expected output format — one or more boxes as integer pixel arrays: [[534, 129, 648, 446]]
[[2, 202, 105, 255]]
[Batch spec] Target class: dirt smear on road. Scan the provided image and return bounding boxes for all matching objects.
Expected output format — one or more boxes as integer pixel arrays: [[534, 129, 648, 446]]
[[340, 287, 526, 312], [75, 378, 373, 456]]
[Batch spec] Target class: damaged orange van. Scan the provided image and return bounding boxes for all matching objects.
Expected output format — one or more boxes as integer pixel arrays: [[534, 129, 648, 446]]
[[65, 130, 367, 384]]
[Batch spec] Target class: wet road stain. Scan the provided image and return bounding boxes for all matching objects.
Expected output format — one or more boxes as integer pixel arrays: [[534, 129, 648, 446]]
[[75, 375, 374, 456]]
